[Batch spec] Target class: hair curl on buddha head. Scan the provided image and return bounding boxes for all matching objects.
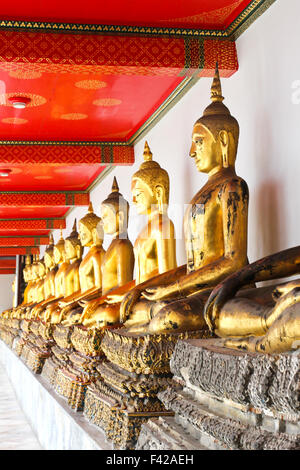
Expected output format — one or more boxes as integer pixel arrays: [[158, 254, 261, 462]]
[[79, 202, 103, 240], [101, 177, 129, 229], [79, 202, 102, 231], [132, 141, 170, 205], [196, 62, 239, 161]]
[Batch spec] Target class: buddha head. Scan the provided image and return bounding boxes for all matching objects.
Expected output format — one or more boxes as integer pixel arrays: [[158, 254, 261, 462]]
[[23, 255, 32, 283], [53, 228, 66, 264], [65, 220, 83, 261], [78, 202, 103, 247], [190, 62, 239, 174], [31, 254, 40, 280], [101, 177, 129, 236], [131, 141, 170, 216], [38, 257, 46, 279], [44, 234, 55, 270]]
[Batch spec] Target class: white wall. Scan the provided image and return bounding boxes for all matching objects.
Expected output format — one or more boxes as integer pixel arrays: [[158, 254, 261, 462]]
[[44, 0, 299, 271], [0, 274, 15, 311]]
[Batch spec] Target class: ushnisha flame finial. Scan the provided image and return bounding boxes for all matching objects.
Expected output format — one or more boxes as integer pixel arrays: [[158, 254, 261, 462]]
[[59, 225, 64, 240], [49, 233, 54, 245], [70, 219, 78, 237], [210, 62, 224, 103], [143, 141, 153, 162], [88, 202, 94, 213], [112, 176, 119, 193]]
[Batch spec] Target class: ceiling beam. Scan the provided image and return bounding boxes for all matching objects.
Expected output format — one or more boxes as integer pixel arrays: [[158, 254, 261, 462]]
[[0, 247, 39, 255], [0, 145, 135, 165], [0, 236, 49, 246], [0, 218, 66, 230], [0, 192, 89, 206], [0, 268, 16, 275], [0, 258, 16, 268], [0, 31, 238, 78]]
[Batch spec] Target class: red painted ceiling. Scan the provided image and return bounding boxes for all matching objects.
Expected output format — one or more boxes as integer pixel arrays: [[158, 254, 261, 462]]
[[0, 72, 183, 142], [0, 164, 106, 191], [0, 1, 252, 30]]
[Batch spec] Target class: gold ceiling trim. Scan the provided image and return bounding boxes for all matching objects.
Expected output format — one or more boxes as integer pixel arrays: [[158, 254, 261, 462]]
[[0, 1, 276, 39]]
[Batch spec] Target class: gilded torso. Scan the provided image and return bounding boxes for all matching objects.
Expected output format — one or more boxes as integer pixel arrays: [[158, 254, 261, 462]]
[[184, 174, 247, 273], [101, 238, 134, 294], [134, 214, 176, 284], [79, 245, 105, 293]]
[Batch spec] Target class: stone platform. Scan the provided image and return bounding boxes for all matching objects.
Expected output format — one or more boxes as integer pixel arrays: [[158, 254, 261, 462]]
[[0, 340, 113, 450], [137, 339, 300, 450]]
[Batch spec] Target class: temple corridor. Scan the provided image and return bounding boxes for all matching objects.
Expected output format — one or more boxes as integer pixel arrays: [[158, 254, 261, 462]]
[[0, 363, 42, 450]]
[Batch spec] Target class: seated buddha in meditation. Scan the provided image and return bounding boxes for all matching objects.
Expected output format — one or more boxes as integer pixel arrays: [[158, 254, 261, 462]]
[[76, 177, 134, 327], [12, 256, 37, 319], [57, 204, 105, 325], [203, 245, 300, 353], [43, 220, 83, 324], [29, 235, 58, 319], [40, 230, 69, 322], [23, 255, 46, 319], [79, 142, 177, 328], [117, 63, 250, 335]]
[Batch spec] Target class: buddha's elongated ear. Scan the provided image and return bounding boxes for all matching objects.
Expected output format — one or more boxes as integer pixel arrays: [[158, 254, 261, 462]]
[[155, 184, 165, 214], [118, 210, 125, 233], [219, 130, 229, 168]]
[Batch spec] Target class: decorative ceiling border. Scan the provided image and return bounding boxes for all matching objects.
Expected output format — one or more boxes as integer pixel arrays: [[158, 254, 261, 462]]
[[0, 1, 276, 39]]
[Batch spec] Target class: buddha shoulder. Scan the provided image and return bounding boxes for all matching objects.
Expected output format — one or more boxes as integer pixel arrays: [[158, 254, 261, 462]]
[[218, 176, 249, 204]]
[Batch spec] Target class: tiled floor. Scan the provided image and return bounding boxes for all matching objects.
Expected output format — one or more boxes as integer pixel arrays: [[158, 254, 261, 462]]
[[0, 363, 42, 450]]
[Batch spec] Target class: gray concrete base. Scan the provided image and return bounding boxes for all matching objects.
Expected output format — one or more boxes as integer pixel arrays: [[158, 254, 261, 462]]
[[0, 341, 113, 450]]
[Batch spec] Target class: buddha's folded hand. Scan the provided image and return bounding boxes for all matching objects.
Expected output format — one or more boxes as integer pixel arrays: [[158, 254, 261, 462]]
[[120, 287, 143, 323], [142, 282, 179, 302]]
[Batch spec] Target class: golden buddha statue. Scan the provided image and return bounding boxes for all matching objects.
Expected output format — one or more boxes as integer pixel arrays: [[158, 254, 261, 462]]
[[97, 142, 177, 325], [21, 255, 46, 320], [203, 245, 300, 354], [41, 230, 69, 323], [13, 256, 35, 319], [49, 219, 83, 324], [78, 177, 134, 328], [30, 235, 58, 319], [117, 63, 249, 335], [58, 204, 105, 325]]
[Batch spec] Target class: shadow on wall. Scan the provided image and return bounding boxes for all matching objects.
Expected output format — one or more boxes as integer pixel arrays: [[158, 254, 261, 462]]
[[255, 179, 286, 260]]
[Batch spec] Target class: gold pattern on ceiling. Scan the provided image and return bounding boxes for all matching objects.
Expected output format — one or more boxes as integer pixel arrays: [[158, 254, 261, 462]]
[[75, 80, 107, 89], [60, 113, 88, 120], [158, 0, 244, 26], [93, 98, 122, 106], [9, 70, 42, 80], [2, 117, 28, 125]]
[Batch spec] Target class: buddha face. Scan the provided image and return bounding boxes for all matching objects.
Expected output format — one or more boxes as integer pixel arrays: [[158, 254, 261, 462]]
[[190, 123, 223, 174], [44, 252, 54, 269], [65, 239, 77, 260], [31, 263, 40, 280], [132, 179, 157, 215], [78, 222, 93, 247], [54, 246, 63, 264], [38, 262, 46, 278], [101, 204, 118, 235], [23, 267, 28, 283]]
